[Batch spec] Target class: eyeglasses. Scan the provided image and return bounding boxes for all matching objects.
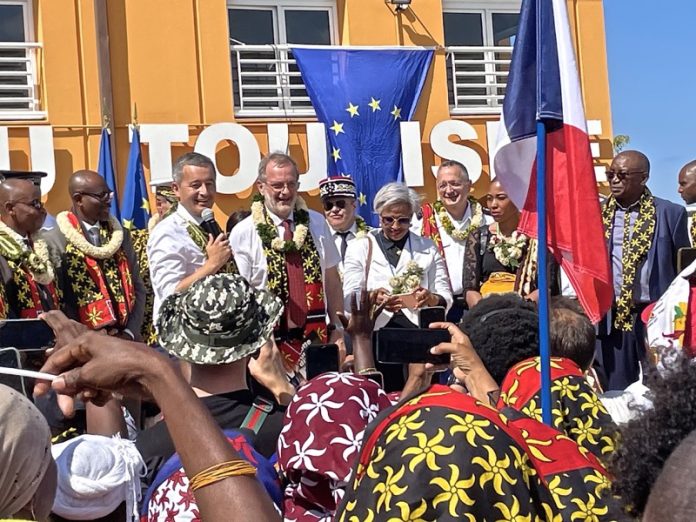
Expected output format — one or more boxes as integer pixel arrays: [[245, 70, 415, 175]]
[[78, 191, 114, 203], [380, 215, 411, 227], [322, 199, 348, 211], [605, 169, 646, 182], [266, 181, 299, 192], [11, 199, 44, 210]]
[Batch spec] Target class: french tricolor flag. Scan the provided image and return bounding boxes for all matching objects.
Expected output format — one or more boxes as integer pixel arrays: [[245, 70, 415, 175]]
[[493, 0, 613, 323]]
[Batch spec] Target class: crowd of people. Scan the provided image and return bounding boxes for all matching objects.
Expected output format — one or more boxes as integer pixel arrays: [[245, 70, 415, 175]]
[[0, 148, 695, 521]]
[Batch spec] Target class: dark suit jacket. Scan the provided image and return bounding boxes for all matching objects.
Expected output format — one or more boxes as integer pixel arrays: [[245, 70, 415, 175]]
[[606, 195, 690, 304], [642, 196, 690, 300], [40, 221, 146, 336]]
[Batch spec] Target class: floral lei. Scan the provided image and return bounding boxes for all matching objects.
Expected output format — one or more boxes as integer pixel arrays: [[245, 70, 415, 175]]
[[389, 260, 424, 294], [489, 224, 528, 269], [57, 211, 123, 259], [0, 220, 54, 285], [434, 197, 483, 241], [355, 216, 369, 239], [251, 194, 309, 252]]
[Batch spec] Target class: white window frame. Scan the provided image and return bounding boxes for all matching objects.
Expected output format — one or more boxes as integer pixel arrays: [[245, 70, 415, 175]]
[[227, 1, 338, 117], [0, 0, 44, 120], [442, 1, 520, 115], [442, 1, 521, 47]]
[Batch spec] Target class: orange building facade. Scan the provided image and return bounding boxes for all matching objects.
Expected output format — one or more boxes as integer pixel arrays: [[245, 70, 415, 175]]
[[0, 0, 614, 219]]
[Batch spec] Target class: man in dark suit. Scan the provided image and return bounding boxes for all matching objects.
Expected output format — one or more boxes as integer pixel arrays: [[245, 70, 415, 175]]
[[597, 150, 690, 390]]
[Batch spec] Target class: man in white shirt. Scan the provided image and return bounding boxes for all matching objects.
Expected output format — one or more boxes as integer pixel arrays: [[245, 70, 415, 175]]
[[229, 152, 344, 368], [147, 152, 234, 323], [412, 160, 487, 321], [319, 175, 368, 275]]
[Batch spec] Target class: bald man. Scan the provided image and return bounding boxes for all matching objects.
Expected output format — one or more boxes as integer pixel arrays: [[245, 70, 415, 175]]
[[42, 170, 145, 338], [0, 178, 59, 318], [597, 150, 690, 390], [678, 160, 696, 244]]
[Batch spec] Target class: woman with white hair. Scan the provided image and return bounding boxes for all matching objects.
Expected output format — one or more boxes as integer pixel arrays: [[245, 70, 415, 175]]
[[342, 183, 452, 390]]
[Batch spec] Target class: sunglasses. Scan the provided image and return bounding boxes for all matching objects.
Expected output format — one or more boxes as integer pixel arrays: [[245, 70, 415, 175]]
[[323, 199, 348, 211], [78, 191, 114, 203], [605, 169, 646, 182], [380, 215, 411, 227]]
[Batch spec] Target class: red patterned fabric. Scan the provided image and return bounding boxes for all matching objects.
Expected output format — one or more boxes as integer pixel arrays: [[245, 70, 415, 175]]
[[282, 219, 308, 327], [277, 372, 392, 521]]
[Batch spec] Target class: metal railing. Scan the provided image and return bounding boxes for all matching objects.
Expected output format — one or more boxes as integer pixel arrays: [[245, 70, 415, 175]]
[[445, 45, 513, 115], [230, 44, 314, 118], [229, 44, 514, 117], [0, 42, 45, 120]]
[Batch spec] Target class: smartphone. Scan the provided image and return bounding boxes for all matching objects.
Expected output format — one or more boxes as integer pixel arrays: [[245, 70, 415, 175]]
[[306, 343, 340, 380], [678, 247, 696, 272], [419, 306, 446, 328], [0, 318, 55, 349], [376, 328, 451, 365]]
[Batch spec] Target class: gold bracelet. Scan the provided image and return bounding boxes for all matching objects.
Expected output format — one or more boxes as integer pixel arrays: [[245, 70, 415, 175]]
[[358, 367, 379, 375], [189, 460, 257, 491]]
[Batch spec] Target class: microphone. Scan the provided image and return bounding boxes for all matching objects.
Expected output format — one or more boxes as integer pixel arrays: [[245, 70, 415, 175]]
[[200, 208, 224, 238]]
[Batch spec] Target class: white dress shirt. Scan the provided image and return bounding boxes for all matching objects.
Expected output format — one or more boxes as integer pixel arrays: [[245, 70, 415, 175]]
[[329, 222, 359, 275], [147, 205, 206, 322], [411, 203, 491, 296], [342, 232, 453, 330], [229, 208, 341, 291], [80, 220, 101, 246]]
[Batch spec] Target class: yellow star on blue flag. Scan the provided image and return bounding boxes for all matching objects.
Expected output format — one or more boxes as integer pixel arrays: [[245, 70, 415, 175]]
[[331, 147, 341, 162], [368, 97, 381, 112], [121, 126, 151, 230], [346, 102, 359, 117], [390, 105, 402, 120], [329, 120, 345, 136]]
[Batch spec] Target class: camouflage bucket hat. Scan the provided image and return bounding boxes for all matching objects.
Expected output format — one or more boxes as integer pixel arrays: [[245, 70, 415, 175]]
[[157, 273, 284, 364]]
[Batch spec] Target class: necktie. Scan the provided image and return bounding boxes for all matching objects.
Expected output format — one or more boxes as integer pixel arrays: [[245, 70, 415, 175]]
[[282, 220, 307, 327], [337, 231, 350, 261], [89, 227, 101, 247]]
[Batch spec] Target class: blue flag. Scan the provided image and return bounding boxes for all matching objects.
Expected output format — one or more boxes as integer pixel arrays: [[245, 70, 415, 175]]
[[292, 48, 433, 226], [97, 128, 121, 220], [121, 126, 150, 230]]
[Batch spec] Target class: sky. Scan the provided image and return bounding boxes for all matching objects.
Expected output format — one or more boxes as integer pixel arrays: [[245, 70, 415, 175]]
[[603, 0, 696, 205]]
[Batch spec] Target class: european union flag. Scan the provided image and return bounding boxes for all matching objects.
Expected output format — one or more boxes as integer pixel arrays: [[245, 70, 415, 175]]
[[97, 127, 121, 220], [121, 126, 150, 230], [292, 48, 433, 226]]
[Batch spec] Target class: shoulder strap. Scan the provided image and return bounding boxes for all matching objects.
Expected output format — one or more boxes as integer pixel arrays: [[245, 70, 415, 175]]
[[241, 396, 274, 434]]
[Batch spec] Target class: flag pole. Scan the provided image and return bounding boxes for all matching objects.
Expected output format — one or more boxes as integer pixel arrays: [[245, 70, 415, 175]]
[[536, 119, 552, 426]]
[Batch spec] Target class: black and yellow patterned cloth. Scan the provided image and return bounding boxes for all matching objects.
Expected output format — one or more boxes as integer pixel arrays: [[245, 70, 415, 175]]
[[499, 356, 617, 462], [130, 228, 156, 344], [184, 221, 238, 275], [337, 385, 621, 521], [602, 190, 656, 331]]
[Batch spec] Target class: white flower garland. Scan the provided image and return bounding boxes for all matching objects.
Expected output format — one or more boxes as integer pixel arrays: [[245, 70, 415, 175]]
[[57, 211, 124, 260], [354, 216, 369, 239], [489, 224, 528, 269], [389, 260, 424, 294], [251, 197, 310, 252], [0, 220, 54, 285], [435, 198, 483, 242]]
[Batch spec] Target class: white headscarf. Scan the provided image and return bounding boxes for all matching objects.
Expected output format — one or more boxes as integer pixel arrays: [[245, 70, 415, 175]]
[[51, 434, 145, 521], [0, 383, 53, 518]]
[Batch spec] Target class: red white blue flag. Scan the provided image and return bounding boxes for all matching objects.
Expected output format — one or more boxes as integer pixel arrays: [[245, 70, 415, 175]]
[[493, 0, 613, 323]]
